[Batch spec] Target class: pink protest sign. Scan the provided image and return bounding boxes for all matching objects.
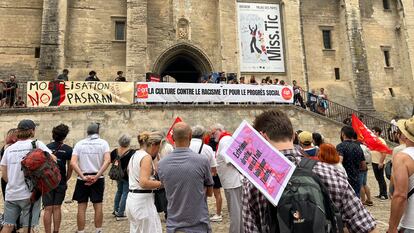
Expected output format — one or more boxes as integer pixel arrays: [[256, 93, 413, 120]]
[[222, 120, 296, 206]]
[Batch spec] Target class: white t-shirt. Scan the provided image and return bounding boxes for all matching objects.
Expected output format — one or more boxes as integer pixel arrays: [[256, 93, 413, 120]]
[[72, 134, 110, 178], [0, 139, 52, 201], [189, 138, 218, 168], [216, 135, 243, 189]]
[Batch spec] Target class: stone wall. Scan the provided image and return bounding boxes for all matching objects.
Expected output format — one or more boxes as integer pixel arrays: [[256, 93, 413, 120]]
[[0, 0, 43, 80], [0, 105, 344, 149]]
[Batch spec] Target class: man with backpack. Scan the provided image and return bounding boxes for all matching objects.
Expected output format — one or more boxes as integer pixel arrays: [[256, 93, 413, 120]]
[[70, 123, 111, 233], [388, 117, 414, 233], [0, 119, 53, 233], [242, 110, 378, 233], [43, 124, 73, 233]]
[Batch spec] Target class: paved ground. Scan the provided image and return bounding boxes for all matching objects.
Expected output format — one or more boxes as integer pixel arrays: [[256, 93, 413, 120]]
[[2, 168, 390, 233]]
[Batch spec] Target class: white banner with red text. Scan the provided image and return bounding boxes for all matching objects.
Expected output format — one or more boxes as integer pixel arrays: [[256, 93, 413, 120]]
[[135, 82, 294, 103]]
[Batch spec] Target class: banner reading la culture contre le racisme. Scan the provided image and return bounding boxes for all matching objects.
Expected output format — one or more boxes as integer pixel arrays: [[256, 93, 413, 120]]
[[238, 2, 285, 73]]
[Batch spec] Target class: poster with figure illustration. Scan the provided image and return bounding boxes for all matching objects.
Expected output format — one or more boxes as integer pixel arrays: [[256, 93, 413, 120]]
[[238, 3, 285, 73]]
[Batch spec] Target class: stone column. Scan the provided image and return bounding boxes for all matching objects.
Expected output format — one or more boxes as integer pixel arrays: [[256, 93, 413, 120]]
[[218, 0, 238, 74], [342, 0, 375, 112], [38, 0, 68, 80], [126, 0, 148, 82], [398, 0, 414, 99]]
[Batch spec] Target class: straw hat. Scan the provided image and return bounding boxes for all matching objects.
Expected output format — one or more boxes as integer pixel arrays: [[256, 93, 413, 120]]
[[397, 117, 414, 143]]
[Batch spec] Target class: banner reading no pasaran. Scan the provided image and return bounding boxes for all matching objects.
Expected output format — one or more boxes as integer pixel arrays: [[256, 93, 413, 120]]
[[27, 81, 134, 107], [135, 82, 293, 103]]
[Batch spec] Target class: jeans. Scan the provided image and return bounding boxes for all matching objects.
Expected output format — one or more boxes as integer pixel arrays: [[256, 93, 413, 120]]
[[114, 179, 129, 216], [372, 163, 387, 196]]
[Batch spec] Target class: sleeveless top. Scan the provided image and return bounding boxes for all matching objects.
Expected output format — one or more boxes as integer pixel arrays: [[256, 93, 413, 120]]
[[128, 150, 155, 190], [400, 147, 414, 229]]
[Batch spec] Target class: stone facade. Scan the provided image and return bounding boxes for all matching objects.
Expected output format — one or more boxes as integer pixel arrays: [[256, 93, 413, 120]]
[[0, 105, 344, 148], [0, 0, 413, 118]]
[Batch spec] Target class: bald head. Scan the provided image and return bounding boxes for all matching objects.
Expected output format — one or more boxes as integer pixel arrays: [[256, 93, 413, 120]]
[[173, 122, 192, 147]]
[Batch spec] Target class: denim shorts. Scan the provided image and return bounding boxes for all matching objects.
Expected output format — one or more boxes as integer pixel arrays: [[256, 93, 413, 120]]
[[359, 171, 368, 186], [3, 198, 41, 227]]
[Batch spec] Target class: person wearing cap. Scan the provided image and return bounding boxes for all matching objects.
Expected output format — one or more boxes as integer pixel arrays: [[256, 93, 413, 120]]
[[388, 117, 414, 233], [70, 123, 111, 233], [298, 131, 319, 158], [0, 119, 52, 233]]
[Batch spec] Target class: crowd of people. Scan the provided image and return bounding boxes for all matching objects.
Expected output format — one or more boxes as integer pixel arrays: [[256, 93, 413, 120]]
[[0, 110, 413, 233]]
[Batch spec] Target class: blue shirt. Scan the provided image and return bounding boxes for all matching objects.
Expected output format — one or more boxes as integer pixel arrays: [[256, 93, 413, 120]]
[[158, 148, 214, 233], [336, 140, 365, 190]]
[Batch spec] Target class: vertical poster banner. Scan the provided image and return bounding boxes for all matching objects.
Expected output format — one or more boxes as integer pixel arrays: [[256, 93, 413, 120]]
[[222, 121, 295, 206], [27, 81, 134, 107], [238, 3, 285, 73]]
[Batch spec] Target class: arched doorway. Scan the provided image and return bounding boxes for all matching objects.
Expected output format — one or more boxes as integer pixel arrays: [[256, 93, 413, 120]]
[[153, 43, 214, 83]]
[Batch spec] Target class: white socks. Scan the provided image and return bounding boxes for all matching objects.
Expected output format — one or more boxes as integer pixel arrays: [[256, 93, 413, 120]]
[[96, 228, 103, 233]]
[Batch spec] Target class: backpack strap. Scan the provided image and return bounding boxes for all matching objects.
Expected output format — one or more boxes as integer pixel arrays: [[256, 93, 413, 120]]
[[408, 187, 414, 199], [298, 157, 317, 170], [198, 143, 204, 154], [31, 140, 38, 149]]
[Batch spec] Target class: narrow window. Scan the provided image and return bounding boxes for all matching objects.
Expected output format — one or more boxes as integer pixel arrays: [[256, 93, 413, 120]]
[[115, 21, 126, 41], [383, 50, 391, 67], [334, 68, 340, 80], [34, 47, 40, 58], [383, 0, 390, 10], [322, 30, 332, 49], [389, 88, 395, 97]]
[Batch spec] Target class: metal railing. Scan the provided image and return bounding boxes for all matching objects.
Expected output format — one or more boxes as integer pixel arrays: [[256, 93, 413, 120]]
[[296, 90, 398, 143]]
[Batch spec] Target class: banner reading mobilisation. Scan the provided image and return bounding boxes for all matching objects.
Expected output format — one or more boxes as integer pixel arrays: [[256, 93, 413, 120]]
[[238, 3, 285, 73], [135, 82, 294, 103], [27, 81, 135, 107], [222, 121, 296, 206]]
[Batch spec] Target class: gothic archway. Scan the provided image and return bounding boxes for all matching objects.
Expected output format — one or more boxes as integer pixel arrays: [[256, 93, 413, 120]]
[[153, 43, 214, 83]]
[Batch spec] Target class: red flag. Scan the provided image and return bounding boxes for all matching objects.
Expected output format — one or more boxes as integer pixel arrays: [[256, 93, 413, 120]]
[[351, 114, 392, 154], [166, 117, 183, 145]]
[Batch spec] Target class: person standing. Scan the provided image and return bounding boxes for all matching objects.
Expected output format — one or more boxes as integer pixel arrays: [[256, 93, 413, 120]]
[[1, 119, 52, 233], [292, 80, 305, 109], [125, 131, 163, 233], [190, 125, 218, 179], [115, 71, 126, 82], [85, 71, 100, 81], [70, 123, 111, 233], [158, 122, 214, 233], [0, 75, 18, 108], [0, 128, 18, 200], [56, 69, 69, 81], [387, 116, 414, 233], [111, 134, 135, 221], [371, 126, 389, 200], [43, 124, 73, 233], [216, 129, 244, 233], [336, 126, 367, 197]]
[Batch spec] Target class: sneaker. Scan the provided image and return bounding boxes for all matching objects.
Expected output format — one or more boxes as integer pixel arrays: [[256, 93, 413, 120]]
[[210, 214, 223, 222], [116, 215, 128, 221], [375, 195, 388, 200]]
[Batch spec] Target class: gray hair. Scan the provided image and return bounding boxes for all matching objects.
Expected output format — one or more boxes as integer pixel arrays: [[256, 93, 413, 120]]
[[192, 125, 206, 139], [212, 123, 225, 131], [118, 134, 131, 147]]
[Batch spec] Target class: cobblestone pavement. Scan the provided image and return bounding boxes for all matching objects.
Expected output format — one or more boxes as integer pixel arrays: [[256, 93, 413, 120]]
[[2, 168, 390, 233]]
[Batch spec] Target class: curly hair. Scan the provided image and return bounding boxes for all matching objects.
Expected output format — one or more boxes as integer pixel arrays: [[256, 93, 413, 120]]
[[52, 124, 70, 142]]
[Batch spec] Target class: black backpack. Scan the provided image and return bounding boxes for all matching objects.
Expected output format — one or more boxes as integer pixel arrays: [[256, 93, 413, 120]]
[[108, 150, 130, 181], [266, 158, 344, 233]]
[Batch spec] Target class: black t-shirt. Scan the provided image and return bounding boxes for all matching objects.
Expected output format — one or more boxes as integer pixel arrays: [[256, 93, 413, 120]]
[[3, 82, 18, 97], [110, 149, 135, 181], [336, 140, 365, 188], [47, 142, 73, 185], [115, 76, 126, 82]]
